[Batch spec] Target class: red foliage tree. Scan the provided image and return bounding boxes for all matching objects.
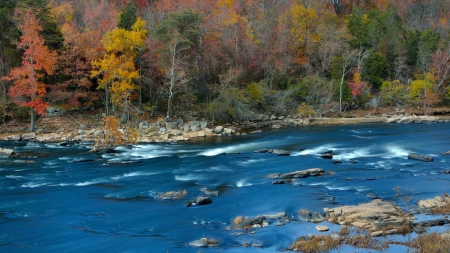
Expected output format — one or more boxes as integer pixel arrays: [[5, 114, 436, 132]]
[[3, 8, 57, 131]]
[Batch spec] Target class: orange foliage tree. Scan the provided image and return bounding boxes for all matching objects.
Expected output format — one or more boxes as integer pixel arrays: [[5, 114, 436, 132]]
[[3, 8, 57, 131]]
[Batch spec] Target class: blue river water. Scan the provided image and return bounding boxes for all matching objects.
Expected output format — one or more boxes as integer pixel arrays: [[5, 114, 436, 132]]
[[1, 123, 450, 252]]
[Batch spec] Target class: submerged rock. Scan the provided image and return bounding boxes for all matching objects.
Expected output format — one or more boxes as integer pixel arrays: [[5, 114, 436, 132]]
[[189, 237, 218, 247], [298, 212, 325, 223], [254, 149, 290, 156], [270, 149, 290, 156], [408, 153, 434, 162], [199, 187, 219, 197]]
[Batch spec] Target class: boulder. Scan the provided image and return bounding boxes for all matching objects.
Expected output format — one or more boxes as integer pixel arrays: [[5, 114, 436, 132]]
[[22, 132, 36, 141], [239, 216, 266, 228], [5, 134, 21, 141], [320, 154, 333, 159], [223, 128, 233, 135], [408, 153, 434, 162], [195, 196, 212, 205], [165, 121, 178, 130], [213, 126, 223, 134], [0, 148, 14, 158]]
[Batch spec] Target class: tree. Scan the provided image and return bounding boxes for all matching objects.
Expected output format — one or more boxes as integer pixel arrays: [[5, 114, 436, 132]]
[[155, 10, 201, 118], [3, 8, 57, 132], [361, 51, 389, 90], [410, 72, 438, 115], [289, 2, 320, 73], [118, 2, 137, 30], [331, 49, 357, 113], [91, 17, 147, 118]]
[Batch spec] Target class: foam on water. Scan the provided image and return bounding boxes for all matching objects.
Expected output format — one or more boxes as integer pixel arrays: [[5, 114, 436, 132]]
[[195, 166, 232, 172], [292, 144, 338, 156], [236, 179, 253, 187], [236, 158, 267, 167], [111, 171, 158, 180], [21, 182, 48, 188], [6, 175, 23, 179], [174, 174, 205, 181], [199, 141, 275, 156], [75, 179, 106, 186], [383, 145, 410, 159]]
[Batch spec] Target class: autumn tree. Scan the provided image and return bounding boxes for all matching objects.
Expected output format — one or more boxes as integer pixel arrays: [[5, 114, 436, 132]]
[[155, 10, 201, 119], [3, 8, 57, 132], [91, 17, 147, 119], [289, 2, 320, 74], [331, 49, 357, 113]]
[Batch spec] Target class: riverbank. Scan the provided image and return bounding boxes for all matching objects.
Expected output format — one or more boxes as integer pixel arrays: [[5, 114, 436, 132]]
[[1, 112, 450, 144]]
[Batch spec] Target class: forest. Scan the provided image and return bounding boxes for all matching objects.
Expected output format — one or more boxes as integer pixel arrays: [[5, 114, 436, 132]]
[[1, 0, 450, 131]]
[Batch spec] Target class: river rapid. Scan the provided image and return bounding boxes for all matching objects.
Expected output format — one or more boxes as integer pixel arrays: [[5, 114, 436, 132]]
[[1, 123, 450, 252]]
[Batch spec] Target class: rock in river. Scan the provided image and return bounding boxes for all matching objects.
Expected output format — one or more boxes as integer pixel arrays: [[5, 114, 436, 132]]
[[408, 153, 434, 162], [265, 168, 326, 179], [0, 148, 14, 158], [189, 237, 218, 247]]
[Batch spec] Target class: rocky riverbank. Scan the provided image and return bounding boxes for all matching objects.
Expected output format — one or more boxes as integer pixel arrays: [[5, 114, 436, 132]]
[[2, 112, 450, 144]]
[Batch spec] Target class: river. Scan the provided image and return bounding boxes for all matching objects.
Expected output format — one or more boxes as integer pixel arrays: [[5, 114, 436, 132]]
[[1, 123, 450, 252]]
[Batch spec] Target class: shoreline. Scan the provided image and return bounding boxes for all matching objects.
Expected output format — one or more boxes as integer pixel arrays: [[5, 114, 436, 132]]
[[1, 114, 450, 144]]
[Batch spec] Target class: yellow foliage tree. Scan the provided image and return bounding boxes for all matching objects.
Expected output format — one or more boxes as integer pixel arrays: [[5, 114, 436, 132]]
[[289, 2, 320, 67], [410, 72, 439, 115], [91, 17, 147, 115]]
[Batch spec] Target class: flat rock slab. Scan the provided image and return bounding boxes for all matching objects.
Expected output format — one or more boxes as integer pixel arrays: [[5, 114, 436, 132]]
[[408, 153, 434, 162], [316, 225, 329, 232], [326, 199, 411, 231], [417, 196, 450, 209], [265, 168, 325, 179]]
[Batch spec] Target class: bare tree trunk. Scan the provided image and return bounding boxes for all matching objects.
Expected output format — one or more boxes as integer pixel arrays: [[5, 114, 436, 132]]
[[105, 84, 110, 116], [30, 106, 35, 132]]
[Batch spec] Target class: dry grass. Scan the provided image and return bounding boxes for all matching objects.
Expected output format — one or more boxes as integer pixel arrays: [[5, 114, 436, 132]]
[[157, 190, 187, 199], [290, 235, 342, 252], [412, 231, 450, 253], [343, 229, 387, 251], [430, 202, 450, 214], [298, 208, 311, 214], [233, 215, 244, 226]]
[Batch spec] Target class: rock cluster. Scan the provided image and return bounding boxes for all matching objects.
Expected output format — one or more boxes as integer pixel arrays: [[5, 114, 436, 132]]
[[387, 115, 440, 124], [325, 199, 412, 235]]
